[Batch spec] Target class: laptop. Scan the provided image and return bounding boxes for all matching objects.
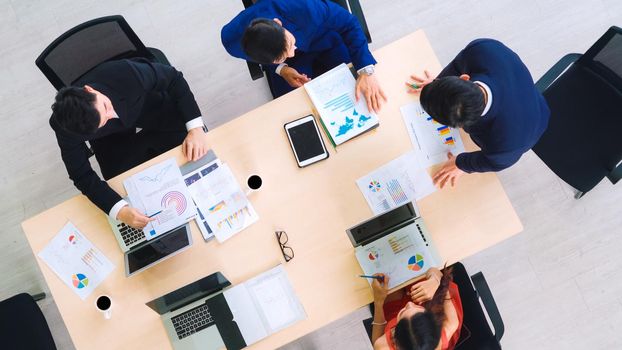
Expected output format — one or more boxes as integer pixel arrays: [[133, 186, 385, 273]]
[[346, 201, 441, 289], [107, 151, 218, 252], [146, 266, 305, 350]]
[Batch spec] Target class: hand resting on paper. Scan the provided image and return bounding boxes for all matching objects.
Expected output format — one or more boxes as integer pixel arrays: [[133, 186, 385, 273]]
[[432, 152, 465, 189], [406, 267, 443, 304], [117, 206, 154, 229], [182, 128, 210, 162], [356, 74, 387, 114]]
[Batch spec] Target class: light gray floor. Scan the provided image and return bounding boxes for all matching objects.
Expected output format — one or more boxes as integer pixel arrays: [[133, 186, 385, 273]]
[[1, 0, 621, 349]]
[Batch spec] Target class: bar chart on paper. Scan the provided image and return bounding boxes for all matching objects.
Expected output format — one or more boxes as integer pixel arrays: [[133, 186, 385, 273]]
[[401, 102, 465, 167]]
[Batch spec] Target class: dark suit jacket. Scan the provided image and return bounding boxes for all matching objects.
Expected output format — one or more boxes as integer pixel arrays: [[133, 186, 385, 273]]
[[49, 59, 201, 214], [438, 39, 550, 173], [221, 0, 376, 73]]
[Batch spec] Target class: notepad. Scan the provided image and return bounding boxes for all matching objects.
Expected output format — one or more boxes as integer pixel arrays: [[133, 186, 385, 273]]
[[304, 63, 379, 146]]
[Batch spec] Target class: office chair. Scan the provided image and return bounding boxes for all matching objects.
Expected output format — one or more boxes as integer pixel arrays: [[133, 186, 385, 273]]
[[240, 0, 373, 97], [35, 15, 170, 91], [534, 26, 622, 199], [362, 262, 504, 350], [0, 293, 57, 350]]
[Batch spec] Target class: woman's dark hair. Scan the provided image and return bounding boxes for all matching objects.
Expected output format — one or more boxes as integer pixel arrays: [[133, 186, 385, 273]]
[[51, 87, 100, 135], [420, 77, 485, 128], [242, 18, 287, 64], [394, 267, 454, 350]]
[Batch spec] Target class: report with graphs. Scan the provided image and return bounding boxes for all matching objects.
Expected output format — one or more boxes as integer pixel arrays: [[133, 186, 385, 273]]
[[304, 63, 379, 146]]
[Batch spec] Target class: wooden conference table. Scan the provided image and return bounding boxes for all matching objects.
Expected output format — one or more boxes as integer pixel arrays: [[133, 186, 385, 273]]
[[22, 30, 522, 350]]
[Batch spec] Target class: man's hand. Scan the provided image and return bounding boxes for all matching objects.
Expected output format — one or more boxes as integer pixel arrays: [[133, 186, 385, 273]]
[[356, 74, 387, 114], [406, 69, 435, 94], [182, 128, 210, 162], [371, 273, 390, 304], [280, 66, 310, 88], [117, 206, 154, 229], [432, 152, 465, 189]]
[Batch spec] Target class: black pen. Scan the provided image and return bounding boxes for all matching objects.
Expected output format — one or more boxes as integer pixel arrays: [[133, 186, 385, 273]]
[[358, 274, 384, 282]]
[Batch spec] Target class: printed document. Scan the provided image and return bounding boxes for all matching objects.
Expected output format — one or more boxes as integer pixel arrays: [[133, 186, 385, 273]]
[[356, 151, 436, 215], [401, 102, 466, 167], [124, 158, 197, 238], [38, 222, 115, 300]]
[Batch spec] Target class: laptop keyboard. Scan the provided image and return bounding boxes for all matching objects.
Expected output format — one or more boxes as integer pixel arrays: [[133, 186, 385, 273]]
[[118, 223, 144, 246], [171, 303, 215, 340]]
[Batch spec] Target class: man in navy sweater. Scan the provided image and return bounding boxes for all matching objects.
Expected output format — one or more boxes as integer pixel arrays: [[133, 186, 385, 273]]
[[409, 39, 550, 188], [221, 0, 386, 112]]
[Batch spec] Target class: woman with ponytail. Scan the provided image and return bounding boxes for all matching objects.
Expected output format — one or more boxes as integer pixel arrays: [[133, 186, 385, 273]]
[[370, 267, 463, 350]]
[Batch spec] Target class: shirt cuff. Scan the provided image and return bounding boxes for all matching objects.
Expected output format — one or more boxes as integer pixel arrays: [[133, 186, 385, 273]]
[[357, 64, 374, 75], [275, 63, 288, 76], [185, 117, 204, 131], [109, 199, 129, 220]]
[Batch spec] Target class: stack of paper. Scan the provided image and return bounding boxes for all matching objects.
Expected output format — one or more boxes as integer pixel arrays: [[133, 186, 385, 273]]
[[124, 158, 197, 238], [304, 63, 379, 146], [185, 163, 258, 243], [38, 222, 115, 300]]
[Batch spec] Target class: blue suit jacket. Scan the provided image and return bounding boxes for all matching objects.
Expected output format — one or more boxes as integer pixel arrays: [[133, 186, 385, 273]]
[[221, 0, 376, 73], [438, 39, 550, 173]]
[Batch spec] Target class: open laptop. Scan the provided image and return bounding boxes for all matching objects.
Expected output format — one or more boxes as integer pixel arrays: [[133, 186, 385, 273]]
[[107, 151, 218, 252]]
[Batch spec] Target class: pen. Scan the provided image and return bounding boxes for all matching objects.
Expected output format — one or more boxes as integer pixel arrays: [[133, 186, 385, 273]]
[[147, 210, 163, 218], [410, 83, 419, 89], [358, 274, 384, 282]]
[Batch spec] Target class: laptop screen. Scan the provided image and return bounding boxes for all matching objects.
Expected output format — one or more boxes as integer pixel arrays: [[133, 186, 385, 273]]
[[146, 272, 231, 315], [347, 202, 418, 246], [126, 225, 191, 275]]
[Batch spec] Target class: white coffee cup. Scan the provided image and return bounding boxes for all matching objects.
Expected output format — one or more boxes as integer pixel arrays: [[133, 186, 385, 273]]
[[95, 295, 112, 319]]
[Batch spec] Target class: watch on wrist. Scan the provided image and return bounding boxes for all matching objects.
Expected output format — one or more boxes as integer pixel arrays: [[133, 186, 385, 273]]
[[361, 65, 375, 76]]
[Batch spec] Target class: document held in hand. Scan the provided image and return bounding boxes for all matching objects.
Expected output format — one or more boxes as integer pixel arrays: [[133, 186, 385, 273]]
[[304, 63, 379, 146], [124, 158, 197, 238]]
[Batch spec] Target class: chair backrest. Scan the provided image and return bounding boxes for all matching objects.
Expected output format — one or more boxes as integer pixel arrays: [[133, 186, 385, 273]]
[[35, 15, 154, 90], [577, 26, 622, 92]]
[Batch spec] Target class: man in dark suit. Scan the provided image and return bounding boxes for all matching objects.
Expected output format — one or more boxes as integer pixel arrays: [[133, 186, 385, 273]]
[[408, 39, 550, 188], [50, 59, 209, 228], [221, 0, 386, 112]]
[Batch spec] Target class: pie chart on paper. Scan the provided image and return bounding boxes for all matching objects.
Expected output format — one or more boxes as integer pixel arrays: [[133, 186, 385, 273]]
[[407, 254, 425, 271], [71, 273, 89, 289]]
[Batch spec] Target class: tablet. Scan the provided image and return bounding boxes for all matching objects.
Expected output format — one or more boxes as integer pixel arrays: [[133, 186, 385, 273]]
[[284, 115, 329, 167]]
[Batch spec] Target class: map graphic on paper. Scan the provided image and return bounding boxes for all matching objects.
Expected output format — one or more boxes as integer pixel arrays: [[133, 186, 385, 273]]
[[355, 224, 440, 289], [305, 64, 379, 145], [401, 102, 466, 167], [356, 151, 436, 215], [38, 222, 115, 300], [125, 158, 197, 238]]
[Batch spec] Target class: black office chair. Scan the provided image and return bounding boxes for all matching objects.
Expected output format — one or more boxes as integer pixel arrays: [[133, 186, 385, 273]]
[[240, 0, 372, 97], [35, 15, 170, 91], [534, 26, 622, 199], [363, 262, 504, 349], [0, 293, 57, 350]]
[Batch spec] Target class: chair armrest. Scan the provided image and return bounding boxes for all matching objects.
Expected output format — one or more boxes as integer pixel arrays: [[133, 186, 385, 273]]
[[607, 160, 622, 184], [535, 53, 581, 93], [31, 293, 46, 302], [471, 272, 504, 342], [147, 47, 171, 66]]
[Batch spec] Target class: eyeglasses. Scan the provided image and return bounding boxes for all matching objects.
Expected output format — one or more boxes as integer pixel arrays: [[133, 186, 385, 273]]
[[275, 230, 294, 262]]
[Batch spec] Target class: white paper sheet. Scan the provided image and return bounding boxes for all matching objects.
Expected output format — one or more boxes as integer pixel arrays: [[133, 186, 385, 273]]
[[186, 164, 258, 243], [38, 222, 115, 300], [124, 158, 197, 238], [304, 63, 379, 145], [356, 151, 436, 215], [401, 102, 466, 167], [224, 283, 268, 346], [355, 224, 440, 289], [182, 158, 223, 241]]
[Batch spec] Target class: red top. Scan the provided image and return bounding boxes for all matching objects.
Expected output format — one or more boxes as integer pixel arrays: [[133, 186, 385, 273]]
[[382, 281, 463, 350]]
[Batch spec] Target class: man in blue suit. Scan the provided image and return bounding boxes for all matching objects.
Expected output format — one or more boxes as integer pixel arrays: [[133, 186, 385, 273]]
[[408, 39, 550, 188], [222, 0, 386, 112]]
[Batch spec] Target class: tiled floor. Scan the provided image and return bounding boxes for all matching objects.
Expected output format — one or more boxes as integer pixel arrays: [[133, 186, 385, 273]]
[[1, 1, 621, 349]]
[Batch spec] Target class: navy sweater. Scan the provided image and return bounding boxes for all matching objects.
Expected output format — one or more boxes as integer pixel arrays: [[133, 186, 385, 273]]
[[438, 39, 550, 173]]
